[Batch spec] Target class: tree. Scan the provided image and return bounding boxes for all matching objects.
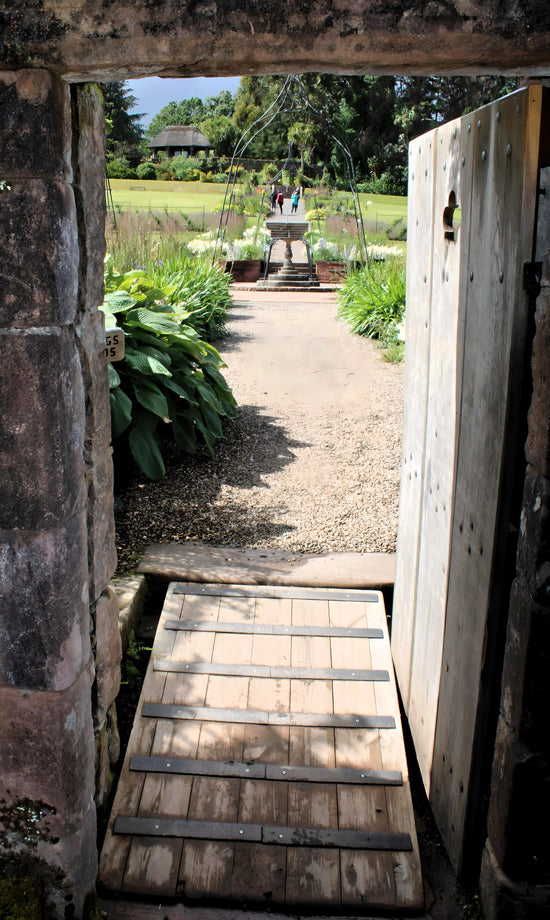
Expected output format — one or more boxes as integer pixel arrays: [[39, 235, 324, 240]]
[[198, 113, 239, 157], [102, 82, 146, 166], [146, 90, 238, 149], [146, 97, 207, 140]]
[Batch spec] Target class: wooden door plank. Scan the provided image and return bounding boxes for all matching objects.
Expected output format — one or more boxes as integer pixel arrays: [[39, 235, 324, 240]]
[[182, 776, 240, 900], [151, 719, 201, 758], [218, 594, 256, 623], [386, 783, 424, 909], [238, 778, 288, 825], [230, 842, 286, 903], [162, 672, 209, 707], [248, 676, 290, 713], [406, 111, 473, 793], [291, 635, 331, 668], [391, 130, 437, 713], [328, 599, 367, 628], [333, 679, 376, 716], [154, 590, 181, 659], [286, 848, 341, 905], [291, 598, 329, 626], [290, 678, 333, 714], [289, 727, 336, 768], [338, 784, 396, 908], [122, 837, 183, 898], [196, 721, 246, 763], [188, 776, 241, 823], [251, 633, 291, 666], [244, 724, 290, 764], [288, 781, 337, 828], [179, 591, 220, 623], [330, 635, 372, 669], [286, 781, 341, 907], [254, 595, 292, 625], [367, 604, 408, 774], [205, 675, 249, 710], [334, 728, 383, 771], [138, 773, 193, 819], [171, 627, 215, 665], [99, 669, 165, 891], [179, 840, 235, 899], [212, 631, 253, 664]]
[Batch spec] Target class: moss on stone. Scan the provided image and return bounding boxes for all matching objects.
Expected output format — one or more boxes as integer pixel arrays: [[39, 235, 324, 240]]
[[0, 877, 43, 919]]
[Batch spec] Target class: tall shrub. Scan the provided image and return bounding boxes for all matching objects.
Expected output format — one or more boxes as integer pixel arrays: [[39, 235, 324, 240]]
[[337, 261, 406, 345]]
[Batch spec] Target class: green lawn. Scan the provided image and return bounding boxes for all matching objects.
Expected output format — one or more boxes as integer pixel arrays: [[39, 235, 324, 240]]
[[108, 180, 408, 227], [108, 179, 230, 213], [358, 192, 408, 226]]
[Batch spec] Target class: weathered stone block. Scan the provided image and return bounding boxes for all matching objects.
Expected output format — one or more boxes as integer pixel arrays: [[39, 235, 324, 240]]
[[72, 83, 106, 311], [114, 574, 147, 653], [501, 580, 550, 748], [0, 179, 78, 329], [94, 587, 122, 721], [0, 664, 95, 840], [1, 2, 550, 79], [78, 309, 112, 447], [0, 803, 97, 920], [94, 703, 120, 808], [480, 840, 550, 920], [0, 70, 71, 180], [0, 327, 86, 531], [87, 438, 118, 601], [486, 715, 517, 867], [526, 288, 550, 478], [517, 466, 550, 605], [77, 310, 117, 599], [0, 512, 90, 692], [487, 712, 550, 885]]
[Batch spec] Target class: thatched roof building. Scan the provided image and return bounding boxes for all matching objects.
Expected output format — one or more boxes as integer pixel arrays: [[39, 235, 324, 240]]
[[148, 125, 212, 158]]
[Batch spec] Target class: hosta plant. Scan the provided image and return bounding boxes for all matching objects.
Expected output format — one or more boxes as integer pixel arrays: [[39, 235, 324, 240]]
[[101, 264, 237, 480]]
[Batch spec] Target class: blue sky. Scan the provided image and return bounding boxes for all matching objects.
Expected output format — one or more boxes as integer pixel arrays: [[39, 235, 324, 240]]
[[126, 76, 242, 127]]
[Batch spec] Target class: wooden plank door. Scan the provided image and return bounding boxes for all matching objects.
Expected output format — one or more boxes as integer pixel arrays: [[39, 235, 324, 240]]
[[392, 85, 545, 873]]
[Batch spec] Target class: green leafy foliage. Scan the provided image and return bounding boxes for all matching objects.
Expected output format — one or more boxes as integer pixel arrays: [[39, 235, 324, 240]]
[[337, 261, 406, 349], [101, 262, 237, 480]]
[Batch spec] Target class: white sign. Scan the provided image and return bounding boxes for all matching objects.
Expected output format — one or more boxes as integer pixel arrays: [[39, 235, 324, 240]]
[[104, 328, 125, 362]]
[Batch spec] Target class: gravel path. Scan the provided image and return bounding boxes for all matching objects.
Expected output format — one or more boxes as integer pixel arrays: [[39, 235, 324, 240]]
[[114, 290, 404, 573]]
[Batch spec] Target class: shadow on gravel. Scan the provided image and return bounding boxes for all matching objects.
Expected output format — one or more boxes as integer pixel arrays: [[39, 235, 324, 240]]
[[216, 311, 256, 351], [114, 405, 309, 572]]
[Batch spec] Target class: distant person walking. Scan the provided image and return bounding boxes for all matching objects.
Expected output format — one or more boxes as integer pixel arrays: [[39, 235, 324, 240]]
[[290, 189, 299, 213], [270, 186, 277, 212], [277, 191, 284, 214]]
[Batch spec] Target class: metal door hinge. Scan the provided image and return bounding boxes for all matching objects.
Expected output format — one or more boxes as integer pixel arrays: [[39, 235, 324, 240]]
[[523, 262, 542, 297]]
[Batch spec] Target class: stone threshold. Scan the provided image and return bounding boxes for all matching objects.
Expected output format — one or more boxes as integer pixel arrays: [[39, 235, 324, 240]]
[[137, 541, 395, 589]]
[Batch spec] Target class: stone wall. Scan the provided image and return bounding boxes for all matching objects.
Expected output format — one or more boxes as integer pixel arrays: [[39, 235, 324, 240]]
[[480, 169, 550, 919], [0, 72, 117, 919], [0, 1, 549, 81]]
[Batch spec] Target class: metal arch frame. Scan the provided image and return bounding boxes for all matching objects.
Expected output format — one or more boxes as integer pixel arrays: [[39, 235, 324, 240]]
[[211, 75, 368, 266]]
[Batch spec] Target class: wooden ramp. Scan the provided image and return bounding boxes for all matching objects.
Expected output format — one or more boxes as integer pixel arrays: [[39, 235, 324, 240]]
[[100, 584, 423, 912]]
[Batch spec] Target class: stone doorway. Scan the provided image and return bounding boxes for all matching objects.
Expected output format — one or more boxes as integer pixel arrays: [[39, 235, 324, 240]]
[[1, 5, 549, 917]]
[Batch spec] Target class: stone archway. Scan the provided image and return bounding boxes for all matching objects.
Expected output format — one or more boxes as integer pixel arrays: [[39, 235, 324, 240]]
[[1, 4, 549, 918]]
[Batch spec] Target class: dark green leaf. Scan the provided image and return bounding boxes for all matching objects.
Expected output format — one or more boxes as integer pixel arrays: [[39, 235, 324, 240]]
[[129, 424, 165, 480], [110, 387, 133, 438], [132, 380, 171, 420]]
